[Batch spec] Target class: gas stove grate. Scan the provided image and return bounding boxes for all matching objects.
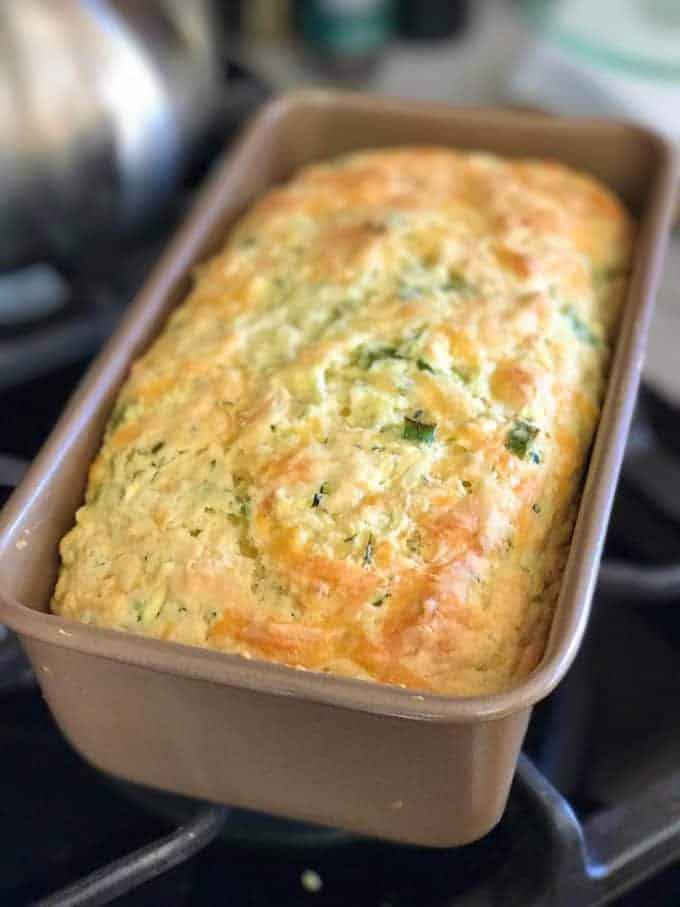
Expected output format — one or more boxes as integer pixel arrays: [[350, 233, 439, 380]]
[[34, 806, 229, 907], [21, 748, 679, 907]]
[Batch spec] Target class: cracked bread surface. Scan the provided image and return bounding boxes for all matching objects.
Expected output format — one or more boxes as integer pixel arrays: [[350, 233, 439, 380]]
[[52, 147, 632, 695]]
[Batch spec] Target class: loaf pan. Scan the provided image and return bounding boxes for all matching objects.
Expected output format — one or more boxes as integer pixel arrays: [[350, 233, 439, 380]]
[[0, 93, 675, 847]]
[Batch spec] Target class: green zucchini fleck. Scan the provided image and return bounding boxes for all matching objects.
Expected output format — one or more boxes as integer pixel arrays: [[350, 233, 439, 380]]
[[416, 358, 435, 374], [506, 420, 539, 459], [443, 270, 477, 295], [356, 346, 405, 369], [451, 366, 471, 384], [561, 305, 598, 346], [108, 403, 130, 432], [363, 534, 374, 567], [312, 482, 328, 508], [404, 415, 437, 445], [371, 593, 391, 608]]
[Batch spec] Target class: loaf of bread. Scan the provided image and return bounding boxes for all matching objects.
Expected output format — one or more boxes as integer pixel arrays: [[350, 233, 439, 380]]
[[52, 148, 632, 696]]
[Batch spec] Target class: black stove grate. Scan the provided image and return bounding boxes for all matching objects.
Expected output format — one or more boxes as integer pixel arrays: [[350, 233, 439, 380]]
[[33, 805, 228, 907]]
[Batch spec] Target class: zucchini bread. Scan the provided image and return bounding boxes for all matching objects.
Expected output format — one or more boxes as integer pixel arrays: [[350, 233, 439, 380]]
[[52, 147, 632, 696]]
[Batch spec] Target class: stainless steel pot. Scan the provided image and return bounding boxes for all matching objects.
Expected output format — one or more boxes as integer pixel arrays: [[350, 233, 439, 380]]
[[0, 0, 224, 268]]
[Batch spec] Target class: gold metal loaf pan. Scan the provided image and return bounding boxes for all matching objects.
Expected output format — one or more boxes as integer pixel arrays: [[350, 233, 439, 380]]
[[0, 94, 675, 847]]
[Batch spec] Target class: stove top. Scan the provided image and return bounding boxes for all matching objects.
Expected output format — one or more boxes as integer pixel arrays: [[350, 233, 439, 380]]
[[2, 130, 680, 907]]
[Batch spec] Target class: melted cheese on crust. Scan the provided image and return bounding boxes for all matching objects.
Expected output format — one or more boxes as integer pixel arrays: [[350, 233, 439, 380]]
[[52, 148, 633, 696]]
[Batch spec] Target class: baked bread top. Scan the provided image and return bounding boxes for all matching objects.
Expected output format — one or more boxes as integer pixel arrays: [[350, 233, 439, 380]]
[[53, 147, 632, 695]]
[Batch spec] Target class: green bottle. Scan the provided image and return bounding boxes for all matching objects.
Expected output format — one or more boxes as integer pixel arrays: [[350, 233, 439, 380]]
[[296, 0, 395, 79]]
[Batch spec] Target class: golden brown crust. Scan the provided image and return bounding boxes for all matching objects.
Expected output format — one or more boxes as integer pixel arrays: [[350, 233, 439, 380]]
[[52, 147, 633, 695]]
